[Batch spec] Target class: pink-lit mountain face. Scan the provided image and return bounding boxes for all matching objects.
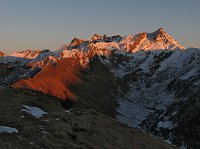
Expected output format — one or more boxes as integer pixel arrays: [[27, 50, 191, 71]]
[[1, 28, 184, 68], [8, 28, 185, 100], [0, 28, 199, 148], [0, 51, 5, 57]]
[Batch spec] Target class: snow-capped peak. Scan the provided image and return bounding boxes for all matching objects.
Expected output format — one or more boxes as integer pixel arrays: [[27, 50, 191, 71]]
[[85, 28, 185, 53], [10, 49, 45, 59], [122, 28, 185, 52], [147, 28, 185, 49], [0, 28, 186, 69], [57, 28, 184, 55]]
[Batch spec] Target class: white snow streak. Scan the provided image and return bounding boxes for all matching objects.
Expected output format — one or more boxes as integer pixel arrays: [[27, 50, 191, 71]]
[[21, 105, 48, 118]]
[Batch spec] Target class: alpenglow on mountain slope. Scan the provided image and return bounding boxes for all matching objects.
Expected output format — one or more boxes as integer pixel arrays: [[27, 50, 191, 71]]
[[0, 28, 200, 148]]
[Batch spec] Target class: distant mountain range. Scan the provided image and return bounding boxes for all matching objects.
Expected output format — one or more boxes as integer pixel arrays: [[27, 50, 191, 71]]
[[0, 28, 199, 148]]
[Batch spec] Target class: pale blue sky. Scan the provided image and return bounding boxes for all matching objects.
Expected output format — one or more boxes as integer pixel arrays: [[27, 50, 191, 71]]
[[0, 0, 199, 54]]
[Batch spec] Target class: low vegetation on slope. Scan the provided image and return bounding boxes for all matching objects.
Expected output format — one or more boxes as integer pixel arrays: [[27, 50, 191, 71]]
[[0, 87, 176, 149], [12, 58, 83, 100]]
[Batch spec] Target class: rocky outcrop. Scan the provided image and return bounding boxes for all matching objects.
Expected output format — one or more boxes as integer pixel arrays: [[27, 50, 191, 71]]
[[0, 51, 5, 57]]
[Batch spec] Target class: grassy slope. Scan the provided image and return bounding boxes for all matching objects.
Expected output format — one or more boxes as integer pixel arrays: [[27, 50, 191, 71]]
[[0, 87, 176, 149]]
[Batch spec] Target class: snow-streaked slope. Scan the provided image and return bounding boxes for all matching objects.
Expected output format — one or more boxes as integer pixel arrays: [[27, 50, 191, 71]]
[[100, 47, 200, 147], [106, 48, 199, 125]]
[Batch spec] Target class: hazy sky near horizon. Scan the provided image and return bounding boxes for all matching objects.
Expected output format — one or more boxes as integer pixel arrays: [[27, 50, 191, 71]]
[[0, 0, 199, 54]]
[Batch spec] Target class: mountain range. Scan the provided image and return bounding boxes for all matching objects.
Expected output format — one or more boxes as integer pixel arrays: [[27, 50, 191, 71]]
[[0, 28, 199, 148]]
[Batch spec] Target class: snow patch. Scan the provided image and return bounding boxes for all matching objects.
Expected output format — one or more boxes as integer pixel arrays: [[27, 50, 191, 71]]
[[21, 105, 48, 118], [92, 42, 119, 51], [164, 139, 172, 144], [0, 126, 18, 133], [157, 121, 174, 129]]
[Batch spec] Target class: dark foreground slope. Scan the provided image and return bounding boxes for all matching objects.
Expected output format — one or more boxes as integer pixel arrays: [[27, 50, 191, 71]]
[[0, 87, 176, 149]]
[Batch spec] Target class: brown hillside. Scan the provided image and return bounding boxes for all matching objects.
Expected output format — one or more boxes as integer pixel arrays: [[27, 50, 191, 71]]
[[12, 58, 83, 100], [12, 57, 120, 117], [0, 87, 177, 149]]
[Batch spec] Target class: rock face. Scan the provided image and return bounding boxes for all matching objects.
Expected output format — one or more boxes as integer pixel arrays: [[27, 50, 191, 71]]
[[70, 38, 84, 47], [0, 28, 199, 148], [91, 33, 102, 40], [0, 87, 176, 149], [0, 51, 5, 57]]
